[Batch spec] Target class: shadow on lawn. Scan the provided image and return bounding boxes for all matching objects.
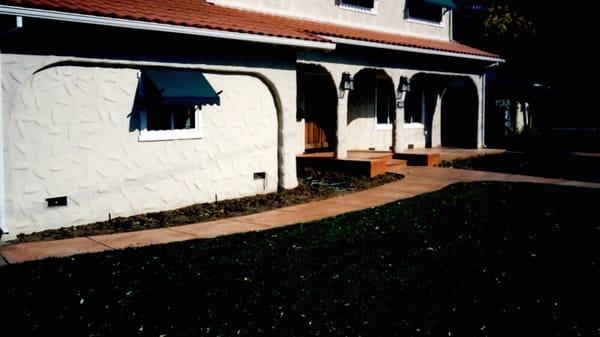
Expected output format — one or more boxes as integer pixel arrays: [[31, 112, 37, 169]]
[[439, 151, 600, 183], [1, 182, 599, 337]]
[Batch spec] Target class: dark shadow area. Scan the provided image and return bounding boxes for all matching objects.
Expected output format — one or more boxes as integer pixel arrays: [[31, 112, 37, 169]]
[[3, 182, 599, 336], [297, 64, 338, 152], [0, 17, 297, 71], [406, 73, 479, 148], [441, 78, 479, 148], [439, 151, 600, 183]]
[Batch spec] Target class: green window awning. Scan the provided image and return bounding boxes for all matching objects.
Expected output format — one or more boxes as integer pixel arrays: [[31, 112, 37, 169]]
[[142, 68, 220, 106], [424, 0, 457, 10]]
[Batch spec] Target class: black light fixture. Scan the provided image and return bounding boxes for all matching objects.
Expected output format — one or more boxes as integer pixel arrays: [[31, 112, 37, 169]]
[[341, 72, 354, 91], [399, 76, 411, 93]]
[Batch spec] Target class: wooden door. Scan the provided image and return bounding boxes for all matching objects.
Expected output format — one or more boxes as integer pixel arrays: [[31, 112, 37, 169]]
[[299, 72, 334, 152], [305, 120, 329, 150]]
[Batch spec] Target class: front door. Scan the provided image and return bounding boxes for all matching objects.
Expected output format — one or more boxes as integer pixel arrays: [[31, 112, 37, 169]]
[[299, 73, 334, 152], [305, 118, 329, 150]]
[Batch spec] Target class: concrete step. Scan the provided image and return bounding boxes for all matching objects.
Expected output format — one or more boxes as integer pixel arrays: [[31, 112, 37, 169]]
[[386, 158, 407, 170], [393, 152, 441, 166]]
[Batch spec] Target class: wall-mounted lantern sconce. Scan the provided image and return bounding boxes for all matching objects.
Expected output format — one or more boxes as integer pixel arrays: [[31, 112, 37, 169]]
[[339, 72, 354, 98], [341, 72, 354, 91], [399, 76, 411, 93]]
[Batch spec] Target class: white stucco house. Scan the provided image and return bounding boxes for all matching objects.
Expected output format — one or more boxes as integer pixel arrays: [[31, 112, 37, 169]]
[[0, 0, 502, 240]]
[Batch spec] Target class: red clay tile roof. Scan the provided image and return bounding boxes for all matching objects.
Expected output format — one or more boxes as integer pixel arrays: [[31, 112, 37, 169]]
[[0, 0, 500, 59]]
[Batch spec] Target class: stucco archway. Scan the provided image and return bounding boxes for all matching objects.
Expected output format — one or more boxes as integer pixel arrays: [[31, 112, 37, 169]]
[[441, 77, 479, 148], [405, 73, 479, 149], [296, 63, 338, 153], [347, 68, 396, 151]]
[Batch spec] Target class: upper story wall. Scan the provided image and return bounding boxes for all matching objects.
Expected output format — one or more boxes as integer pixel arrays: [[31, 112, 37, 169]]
[[209, 0, 451, 41]]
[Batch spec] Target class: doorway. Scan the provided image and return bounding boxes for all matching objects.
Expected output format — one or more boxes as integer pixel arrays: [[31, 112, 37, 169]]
[[297, 64, 337, 152]]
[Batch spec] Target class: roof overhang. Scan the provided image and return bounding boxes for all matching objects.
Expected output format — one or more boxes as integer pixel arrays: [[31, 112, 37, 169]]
[[325, 36, 504, 63], [0, 4, 502, 62], [0, 5, 337, 51]]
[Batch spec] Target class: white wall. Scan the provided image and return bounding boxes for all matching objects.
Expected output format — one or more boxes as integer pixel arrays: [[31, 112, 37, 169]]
[[210, 0, 451, 41], [2, 55, 284, 238], [403, 125, 426, 149]]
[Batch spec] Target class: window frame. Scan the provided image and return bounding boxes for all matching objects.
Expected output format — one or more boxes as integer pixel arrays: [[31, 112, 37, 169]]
[[404, 88, 426, 128], [338, 0, 378, 14], [137, 71, 205, 142], [374, 76, 395, 130], [139, 105, 203, 142], [405, 0, 445, 26]]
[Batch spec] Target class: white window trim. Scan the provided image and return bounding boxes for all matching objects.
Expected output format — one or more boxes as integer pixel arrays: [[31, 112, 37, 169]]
[[338, 0, 378, 15], [374, 76, 394, 130], [406, 17, 445, 27], [375, 123, 393, 131], [404, 122, 425, 129], [139, 105, 203, 142]]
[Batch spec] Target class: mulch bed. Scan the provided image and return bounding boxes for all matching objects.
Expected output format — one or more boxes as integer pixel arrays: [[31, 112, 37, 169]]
[[2, 182, 599, 336], [12, 168, 402, 243]]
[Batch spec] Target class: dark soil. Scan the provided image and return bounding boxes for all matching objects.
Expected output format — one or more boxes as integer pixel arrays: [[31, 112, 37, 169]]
[[438, 151, 600, 183], [13, 168, 402, 243], [2, 182, 599, 337]]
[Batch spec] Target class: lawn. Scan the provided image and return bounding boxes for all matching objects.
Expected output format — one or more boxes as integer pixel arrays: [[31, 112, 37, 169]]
[[438, 151, 600, 183], [2, 182, 599, 337]]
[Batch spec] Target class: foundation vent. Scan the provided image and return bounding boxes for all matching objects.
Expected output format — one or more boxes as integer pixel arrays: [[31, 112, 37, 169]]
[[46, 196, 67, 207]]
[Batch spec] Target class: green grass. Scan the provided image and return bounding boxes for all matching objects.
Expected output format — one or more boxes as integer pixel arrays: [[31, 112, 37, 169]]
[[2, 182, 600, 337]]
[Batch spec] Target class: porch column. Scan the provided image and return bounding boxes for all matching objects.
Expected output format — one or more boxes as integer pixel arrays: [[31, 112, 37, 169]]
[[264, 68, 298, 190], [335, 73, 349, 159], [393, 92, 406, 153], [476, 74, 485, 149]]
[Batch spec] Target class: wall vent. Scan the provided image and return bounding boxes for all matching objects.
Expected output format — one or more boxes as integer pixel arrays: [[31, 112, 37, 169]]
[[46, 196, 67, 207]]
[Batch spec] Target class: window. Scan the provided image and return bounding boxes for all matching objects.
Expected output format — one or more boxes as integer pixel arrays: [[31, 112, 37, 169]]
[[375, 78, 396, 128], [404, 90, 426, 124], [339, 0, 376, 13], [406, 0, 443, 23], [138, 68, 220, 142]]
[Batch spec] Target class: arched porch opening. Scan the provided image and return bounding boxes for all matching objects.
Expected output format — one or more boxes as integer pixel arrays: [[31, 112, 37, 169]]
[[347, 68, 396, 151], [405, 73, 479, 149], [441, 77, 479, 148], [297, 63, 338, 153]]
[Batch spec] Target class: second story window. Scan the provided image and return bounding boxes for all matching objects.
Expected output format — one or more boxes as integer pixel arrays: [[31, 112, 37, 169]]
[[406, 0, 446, 24], [339, 0, 376, 13]]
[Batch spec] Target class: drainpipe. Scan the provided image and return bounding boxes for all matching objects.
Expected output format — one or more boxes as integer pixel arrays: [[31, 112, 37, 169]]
[[0, 51, 8, 238], [481, 73, 486, 148], [0, 16, 21, 238]]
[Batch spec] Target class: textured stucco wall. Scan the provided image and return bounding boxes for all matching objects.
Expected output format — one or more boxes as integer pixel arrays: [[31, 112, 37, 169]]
[[403, 126, 426, 149], [210, 0, 450, 41], [1, 54, 287, 239]]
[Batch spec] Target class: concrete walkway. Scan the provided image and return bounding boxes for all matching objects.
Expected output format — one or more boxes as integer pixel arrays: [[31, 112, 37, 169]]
[[2, 167, 600, 264]]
